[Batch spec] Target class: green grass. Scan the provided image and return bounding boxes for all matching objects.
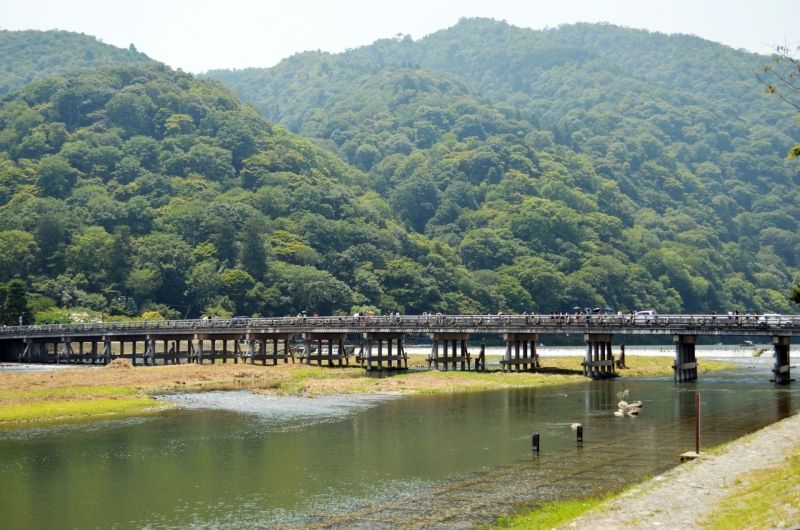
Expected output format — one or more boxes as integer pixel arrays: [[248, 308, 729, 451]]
[[0, 385, 139, 400], [492, 497, 605, 529], [0, 385, 166, 423], [0, 397, 165, 423], [700, 447, 800, 529]]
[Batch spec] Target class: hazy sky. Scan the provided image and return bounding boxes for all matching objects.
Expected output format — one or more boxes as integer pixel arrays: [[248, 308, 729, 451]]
[[1, 0, 797, 73]]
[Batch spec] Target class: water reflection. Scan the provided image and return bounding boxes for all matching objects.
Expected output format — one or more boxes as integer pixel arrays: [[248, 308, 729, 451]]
[[0, 361, 798, 529], [777, 389, 792, 418]]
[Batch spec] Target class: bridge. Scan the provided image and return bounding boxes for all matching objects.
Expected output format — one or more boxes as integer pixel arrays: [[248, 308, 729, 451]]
[[0, 314, 796, 384]]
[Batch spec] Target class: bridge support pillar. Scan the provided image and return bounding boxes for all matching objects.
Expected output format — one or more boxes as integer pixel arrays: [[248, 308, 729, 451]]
[[673, 335, 697, 382], [58, 338, 74, 364], [195, 337, 205, 364], [771, 336, 793, 385], [21, 340, 47, 362], [303, 333, 349, 367], [361, 333, 406, 371], [583, 334, 615, 378], [102, 338, 112, 365], [428, 333, 470, 371], [247, 333, 293, 365], [194, 334, 246, 365], [502, 333, 539, 372]]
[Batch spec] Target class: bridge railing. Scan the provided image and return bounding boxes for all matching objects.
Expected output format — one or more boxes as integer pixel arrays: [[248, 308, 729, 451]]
[[1, 313, 799, 338]]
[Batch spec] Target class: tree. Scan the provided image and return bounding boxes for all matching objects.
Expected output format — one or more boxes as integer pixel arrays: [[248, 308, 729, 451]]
[[35, 213, 67, 273], [126, 265, 161, 301], [36, 155, 79, 198], [66, 226, 114, 290], [109, 226, 134, 286], [458, 228, 519, 270], [239, 217, 268, 280], [220, 268, 257, 311], [0, 230, 38, 280], [104, 90, 156, 136], [185, 260, 222, 313], [133, 233, 194, 304], [271, 263, 353, 315], [390, 176, 440, 232], [0, 279, 32, 325]]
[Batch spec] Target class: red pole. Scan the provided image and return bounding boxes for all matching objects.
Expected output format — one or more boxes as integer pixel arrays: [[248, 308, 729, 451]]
[[695, 393, 701, 454]]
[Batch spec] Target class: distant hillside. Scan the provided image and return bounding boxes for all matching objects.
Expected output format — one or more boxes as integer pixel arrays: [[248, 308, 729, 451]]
[[0, 29, 152, 96], [207, 19, 800, 314], [1, 64, 496, 320]]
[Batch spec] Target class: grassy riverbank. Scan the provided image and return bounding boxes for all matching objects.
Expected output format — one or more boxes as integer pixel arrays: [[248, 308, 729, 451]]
[[492, 497, 607, 529], [699, 445, 800, 528], [0, 356, 736, 424]]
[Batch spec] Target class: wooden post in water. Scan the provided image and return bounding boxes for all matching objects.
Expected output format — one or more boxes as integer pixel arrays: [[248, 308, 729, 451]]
[[680, 392, 702, 461], [695, 392, 701, 454]]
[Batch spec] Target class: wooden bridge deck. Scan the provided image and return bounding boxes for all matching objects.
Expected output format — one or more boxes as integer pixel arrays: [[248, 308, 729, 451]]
[[1, 313, 798, 340]]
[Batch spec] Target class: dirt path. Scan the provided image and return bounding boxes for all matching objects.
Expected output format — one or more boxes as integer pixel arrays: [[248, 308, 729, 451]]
[[563, 412, 800, 529]]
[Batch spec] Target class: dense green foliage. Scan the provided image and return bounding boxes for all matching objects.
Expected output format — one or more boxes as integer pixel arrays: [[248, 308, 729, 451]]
[[1, 21, 799, 320], [0, 64, 515, 319], [0, 279, 31, 325], [0, 30, 151, 96], [209, 20, 800, 314]]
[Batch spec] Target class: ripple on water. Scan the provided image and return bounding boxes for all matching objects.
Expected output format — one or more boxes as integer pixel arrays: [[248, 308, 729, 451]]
[[158, 390, 397, 430]]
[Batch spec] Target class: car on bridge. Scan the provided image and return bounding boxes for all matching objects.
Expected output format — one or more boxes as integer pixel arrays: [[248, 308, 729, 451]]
[[634, 310, 658, 324], [756, 313, 790, 327]]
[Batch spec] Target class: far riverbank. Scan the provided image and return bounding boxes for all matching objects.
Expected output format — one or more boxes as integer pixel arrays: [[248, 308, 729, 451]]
[[0, 355, 737, 424]]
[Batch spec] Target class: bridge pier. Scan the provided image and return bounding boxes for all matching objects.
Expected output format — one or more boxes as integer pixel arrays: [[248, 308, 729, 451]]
[[361, 332, 406, 371], [101, 338, 112, 364], [582, 334, 615, 378], [428, 333, 470, 371], [673, 335, 697, 382], [195, 334, 245, 364], [19, 339, 46, 362], [247, 333, 294, 365], [302, 333, 349, 367], [771, 336, 793, 385], [502, 333, 539, 372]]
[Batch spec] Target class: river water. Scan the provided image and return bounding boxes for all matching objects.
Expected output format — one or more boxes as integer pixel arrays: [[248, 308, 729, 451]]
[[0, 354, 797, 529]]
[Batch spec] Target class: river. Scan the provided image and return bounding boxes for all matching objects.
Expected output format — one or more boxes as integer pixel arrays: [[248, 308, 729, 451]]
[[0, 353, 796, 529]]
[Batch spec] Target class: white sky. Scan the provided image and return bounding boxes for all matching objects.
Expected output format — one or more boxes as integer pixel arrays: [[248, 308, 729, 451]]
[[1, 0, 798, 73]]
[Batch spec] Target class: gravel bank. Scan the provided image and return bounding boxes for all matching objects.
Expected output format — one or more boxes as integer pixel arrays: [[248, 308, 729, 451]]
[[564, 412, 800, 529]]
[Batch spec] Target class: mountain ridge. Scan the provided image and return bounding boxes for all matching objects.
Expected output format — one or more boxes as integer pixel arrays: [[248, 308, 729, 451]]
[[0, 21, 797, 322]]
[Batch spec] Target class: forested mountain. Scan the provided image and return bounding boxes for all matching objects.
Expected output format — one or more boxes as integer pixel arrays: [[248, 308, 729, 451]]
[[0, 30, 152, 96], [0, 64, 485, 321], [208, 19, 800, 314], [0, 20, 798, 323]]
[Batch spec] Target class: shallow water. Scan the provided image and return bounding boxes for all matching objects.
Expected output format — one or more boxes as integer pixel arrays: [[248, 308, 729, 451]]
[[0, 357, 797, 529]]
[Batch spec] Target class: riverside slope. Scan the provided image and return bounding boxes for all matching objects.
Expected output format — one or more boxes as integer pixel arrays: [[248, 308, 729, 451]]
[[562, 412, 800, 529]]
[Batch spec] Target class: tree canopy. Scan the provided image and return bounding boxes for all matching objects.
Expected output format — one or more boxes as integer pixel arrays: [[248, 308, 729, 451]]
[[1, 21, 799, 322]]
